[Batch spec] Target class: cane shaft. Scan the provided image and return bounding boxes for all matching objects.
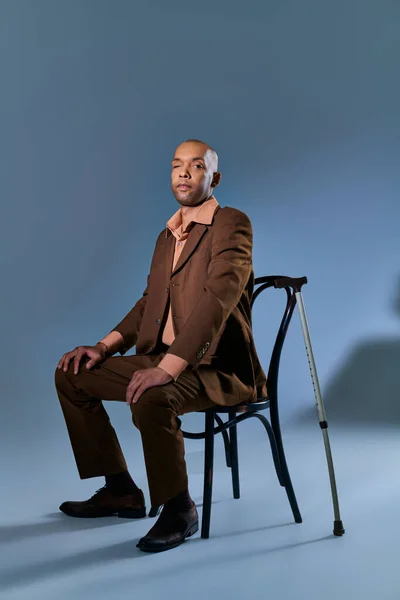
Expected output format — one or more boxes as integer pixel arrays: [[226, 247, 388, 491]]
[[322, 429, 341, 521], [295, 291, 344, 533], [295, 292, 326, 422]]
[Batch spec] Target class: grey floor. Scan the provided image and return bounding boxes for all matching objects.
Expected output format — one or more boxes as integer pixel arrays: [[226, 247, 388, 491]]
[[1, 420, 399, 600]]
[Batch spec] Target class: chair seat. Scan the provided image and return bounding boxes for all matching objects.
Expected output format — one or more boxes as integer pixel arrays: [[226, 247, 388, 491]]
[[200, 398, 269, 414]]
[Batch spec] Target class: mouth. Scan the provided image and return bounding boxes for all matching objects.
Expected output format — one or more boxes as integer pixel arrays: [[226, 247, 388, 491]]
[[177, 184, 192, 190]]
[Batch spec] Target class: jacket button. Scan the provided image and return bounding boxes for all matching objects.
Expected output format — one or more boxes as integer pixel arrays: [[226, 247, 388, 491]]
[[156, 318, 161, 325], [149, 346, 154, 351], [165, 287, 169, 292]]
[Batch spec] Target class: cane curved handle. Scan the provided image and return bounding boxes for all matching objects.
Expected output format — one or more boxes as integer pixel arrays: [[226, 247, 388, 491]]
[[273, 276, 308, 293]]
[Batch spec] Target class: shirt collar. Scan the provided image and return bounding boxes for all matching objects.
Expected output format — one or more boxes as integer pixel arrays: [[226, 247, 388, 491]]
[[166, 195, 219, 239]]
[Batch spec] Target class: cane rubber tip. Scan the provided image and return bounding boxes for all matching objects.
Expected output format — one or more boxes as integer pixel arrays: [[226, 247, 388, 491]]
[[333, 520, 345, 536]]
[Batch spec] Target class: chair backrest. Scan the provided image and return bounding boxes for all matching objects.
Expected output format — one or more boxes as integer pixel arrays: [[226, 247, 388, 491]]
[[251, 276, 304, 414]]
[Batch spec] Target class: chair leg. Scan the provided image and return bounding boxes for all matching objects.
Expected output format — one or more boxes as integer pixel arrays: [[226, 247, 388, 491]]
[[279, 448, 302, 523], [228, 411, 240, 499], [272, 423, 302, 524], [201, 410, 215, 539], [252, 413, 302, 524], [214, 414, 231, 468]]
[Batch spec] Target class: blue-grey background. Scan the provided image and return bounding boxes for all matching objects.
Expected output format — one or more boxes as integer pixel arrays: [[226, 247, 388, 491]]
[[1, 2, 400, 599], [1, 0, 399, 486]]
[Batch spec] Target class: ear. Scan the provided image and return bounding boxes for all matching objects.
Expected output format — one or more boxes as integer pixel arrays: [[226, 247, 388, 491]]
[[211, 171, 222, 188]]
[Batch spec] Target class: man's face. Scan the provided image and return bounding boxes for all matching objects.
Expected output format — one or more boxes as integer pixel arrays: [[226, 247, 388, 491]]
[[171, 142, 219, 207]]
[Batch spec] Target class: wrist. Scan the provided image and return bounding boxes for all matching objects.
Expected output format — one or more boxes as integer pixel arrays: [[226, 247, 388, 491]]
[[158, 366, 174, 382], [95, 341, 109, 357], [157, 353, 188, 381]]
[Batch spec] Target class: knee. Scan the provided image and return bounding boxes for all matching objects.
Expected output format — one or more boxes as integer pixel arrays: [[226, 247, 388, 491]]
[[54, 364, 82, 399], [54, 365, 68, 387], [54, 358, 87, 386], [131, 388, 176, 430]]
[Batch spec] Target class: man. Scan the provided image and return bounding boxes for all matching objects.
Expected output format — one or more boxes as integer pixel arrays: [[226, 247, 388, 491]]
[[55, 139, 267, 553]]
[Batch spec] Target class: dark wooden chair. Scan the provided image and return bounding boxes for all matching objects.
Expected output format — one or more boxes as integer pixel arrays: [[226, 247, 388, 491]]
[[150, 275, 305, 538]]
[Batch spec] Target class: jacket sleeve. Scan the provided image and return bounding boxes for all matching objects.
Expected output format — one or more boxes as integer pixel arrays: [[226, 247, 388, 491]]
[[166, 211, 253, 368], [110, 274, 149, 355], [157, 352, 189, 381]]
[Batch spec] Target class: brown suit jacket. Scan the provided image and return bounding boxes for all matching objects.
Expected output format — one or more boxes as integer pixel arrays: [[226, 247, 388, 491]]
[[112, 204, 268, 406]]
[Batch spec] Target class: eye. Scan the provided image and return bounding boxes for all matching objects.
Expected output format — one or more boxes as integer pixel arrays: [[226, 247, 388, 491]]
[[195, 164, 204, 169]]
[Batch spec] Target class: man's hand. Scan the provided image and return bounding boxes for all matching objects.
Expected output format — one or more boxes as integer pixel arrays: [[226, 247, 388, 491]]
[[57, 344, 108, 375], [126, 367, 173, 405]]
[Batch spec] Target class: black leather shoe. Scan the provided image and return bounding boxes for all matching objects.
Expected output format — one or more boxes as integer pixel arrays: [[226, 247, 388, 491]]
[[136, 504, 199, 552], [59, 486, 146, 519]]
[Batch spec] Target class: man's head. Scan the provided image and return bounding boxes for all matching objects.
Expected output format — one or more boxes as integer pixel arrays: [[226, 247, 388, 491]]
[[171, 139, 221, 207]]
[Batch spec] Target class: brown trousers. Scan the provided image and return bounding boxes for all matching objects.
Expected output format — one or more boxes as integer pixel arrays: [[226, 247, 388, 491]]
[[54, 343, 216, 507]]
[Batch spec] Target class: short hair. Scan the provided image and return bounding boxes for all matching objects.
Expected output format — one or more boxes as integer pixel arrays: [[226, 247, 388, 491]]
[[181, 138, 219, 171]]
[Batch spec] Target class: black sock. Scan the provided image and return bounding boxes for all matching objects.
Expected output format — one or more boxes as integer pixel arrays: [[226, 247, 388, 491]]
[[164, 488, 194, 513], [105, 471, 139, 496]]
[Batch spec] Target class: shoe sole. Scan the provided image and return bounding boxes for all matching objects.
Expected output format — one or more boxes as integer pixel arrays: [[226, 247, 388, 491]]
[[59, 506, 146, 519], [118, 508, 147, 519], [137, 520, 199, 553]]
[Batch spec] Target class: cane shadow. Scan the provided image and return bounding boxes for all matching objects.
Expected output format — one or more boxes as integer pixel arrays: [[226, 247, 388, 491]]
[[195, 520, 295, 540], [298, 278, 400, 426], [0, 527, 331, 592]]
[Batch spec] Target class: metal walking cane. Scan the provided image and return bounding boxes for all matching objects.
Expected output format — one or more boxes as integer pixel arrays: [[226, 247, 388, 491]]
[[274, 276, 345, 536]]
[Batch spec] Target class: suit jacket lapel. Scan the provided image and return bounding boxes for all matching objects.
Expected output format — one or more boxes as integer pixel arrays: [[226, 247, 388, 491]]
[[162, 223, 209, 281], [163, 230, 176, 281], [163, 203, 220, 280]]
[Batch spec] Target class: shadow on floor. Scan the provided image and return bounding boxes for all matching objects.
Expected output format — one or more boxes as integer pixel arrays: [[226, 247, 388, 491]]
[[0, 525, 332, 591], [0, 495, 226, 545], [298, 279, 400, 426], [298, 337, 400, 426], [0, 512, 136, 544]]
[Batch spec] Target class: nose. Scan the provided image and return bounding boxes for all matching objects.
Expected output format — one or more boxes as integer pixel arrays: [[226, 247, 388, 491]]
[[178, 167, 191, 179]]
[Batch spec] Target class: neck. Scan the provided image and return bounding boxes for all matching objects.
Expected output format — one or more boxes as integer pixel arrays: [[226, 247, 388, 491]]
[[180, 193, 212, 213], [180, 193, 213, 230]]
